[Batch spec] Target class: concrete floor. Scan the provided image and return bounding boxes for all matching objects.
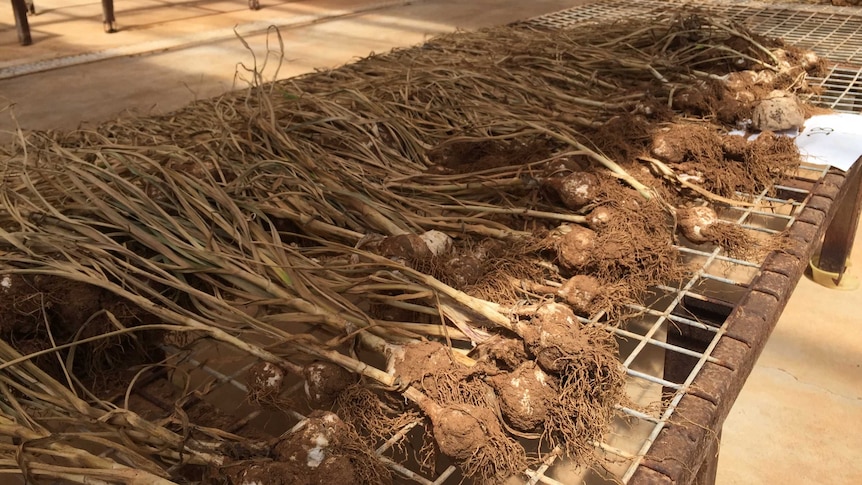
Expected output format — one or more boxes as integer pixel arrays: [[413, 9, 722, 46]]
[[2, 1, 861, 484]]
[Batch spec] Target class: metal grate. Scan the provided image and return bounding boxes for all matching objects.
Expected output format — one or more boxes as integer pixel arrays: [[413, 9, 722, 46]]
[[524, 1, 666, 30], [528, 0, 862, 67], [809, 65, 862, 113], [731, 7, 862, 65], [528, 0, 862, 117], [111, 2, 855, 484]]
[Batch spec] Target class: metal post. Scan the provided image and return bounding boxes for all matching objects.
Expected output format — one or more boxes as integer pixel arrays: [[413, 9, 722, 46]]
[[101, 0, 117, 33], [11, 0, 33, 46], [818, 157, 862, 284], [695, 430, 721, 485]]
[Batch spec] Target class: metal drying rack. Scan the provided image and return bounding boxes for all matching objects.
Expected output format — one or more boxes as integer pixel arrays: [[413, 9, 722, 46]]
[[525, 1, 862, 484], [99, 1, 862, 484]]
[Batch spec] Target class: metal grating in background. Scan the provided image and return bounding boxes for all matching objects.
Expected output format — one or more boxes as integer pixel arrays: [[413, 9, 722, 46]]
[[529, 0, 862, 67], [111, 2, 858, 484], [525, 1, 666, 30], [732, 7, 862, 66], [528, 0, 862, 116], [809, 65, 862, 112]]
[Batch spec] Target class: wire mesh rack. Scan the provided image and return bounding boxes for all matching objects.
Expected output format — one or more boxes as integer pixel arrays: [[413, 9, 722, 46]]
[[809, 65, 862, 112], [106, 2, 860, 484], [528, 0, 862, 115], [528, 0, 862, 67]]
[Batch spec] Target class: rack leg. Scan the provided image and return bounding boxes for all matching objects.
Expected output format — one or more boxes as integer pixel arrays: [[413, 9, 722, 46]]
[[662, 318, 717, 404], [11, 0, 33, 45], [102, 0, 117, 33], [695, 430, 720, 485], [818, 157, 862, 284]]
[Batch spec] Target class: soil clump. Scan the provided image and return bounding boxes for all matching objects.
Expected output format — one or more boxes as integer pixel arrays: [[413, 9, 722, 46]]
[[0, 274, 164, 392]]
